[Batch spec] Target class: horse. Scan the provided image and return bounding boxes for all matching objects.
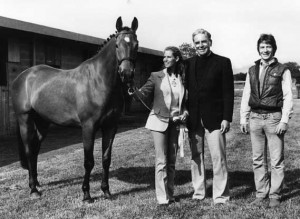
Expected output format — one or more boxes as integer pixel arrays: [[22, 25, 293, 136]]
[[11, 17, 139, 202]]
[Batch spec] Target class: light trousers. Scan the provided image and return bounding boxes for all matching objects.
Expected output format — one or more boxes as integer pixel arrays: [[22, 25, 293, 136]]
[[249, 112, 284, 200], [151, 122, 179, 204], [189, 125, 230, 204]]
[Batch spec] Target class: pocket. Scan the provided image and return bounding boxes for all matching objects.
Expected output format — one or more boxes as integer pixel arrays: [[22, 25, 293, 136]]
[[250, 112, 259, 119], [268, 72, 281, 85], [270, 112, 282, 120]]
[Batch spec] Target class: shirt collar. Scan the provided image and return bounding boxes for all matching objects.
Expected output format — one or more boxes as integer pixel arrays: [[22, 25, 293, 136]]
[[260, 57, 276, 66]]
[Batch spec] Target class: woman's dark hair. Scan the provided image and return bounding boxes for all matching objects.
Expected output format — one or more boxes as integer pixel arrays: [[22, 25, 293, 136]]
[[257, 34, 277, 55], [164, 46, 185, 83]]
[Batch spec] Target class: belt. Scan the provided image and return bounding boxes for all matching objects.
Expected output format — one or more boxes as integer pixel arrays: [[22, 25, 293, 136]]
[[251, 108, 281, 114]]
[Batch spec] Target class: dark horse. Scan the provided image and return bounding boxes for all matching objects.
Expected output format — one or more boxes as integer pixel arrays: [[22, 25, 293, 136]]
[[11, 17, 138, 202]]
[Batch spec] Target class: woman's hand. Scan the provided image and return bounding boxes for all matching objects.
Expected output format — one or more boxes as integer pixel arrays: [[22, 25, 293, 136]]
[[173, 112, 188, 124], [172, 116, 180, 123], [128, 87, 137, 96]]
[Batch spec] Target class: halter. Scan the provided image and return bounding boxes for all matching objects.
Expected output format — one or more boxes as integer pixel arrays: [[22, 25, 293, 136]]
[[118, 57, 136, 67], [115, 30, 136, 38], [115, 30, 138, 67]]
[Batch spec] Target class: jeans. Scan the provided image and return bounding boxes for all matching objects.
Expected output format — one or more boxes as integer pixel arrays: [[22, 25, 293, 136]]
[[249, 112, 284, 200]]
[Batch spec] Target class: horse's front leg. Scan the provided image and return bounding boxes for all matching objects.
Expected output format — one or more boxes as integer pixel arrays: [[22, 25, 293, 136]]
[[101, 125, 118, 199], [81, 123, 95, 203]]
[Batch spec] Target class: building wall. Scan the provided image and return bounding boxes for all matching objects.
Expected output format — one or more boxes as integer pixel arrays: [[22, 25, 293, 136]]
[[61, 45, 85, 69], [3, 37, 32, 136]]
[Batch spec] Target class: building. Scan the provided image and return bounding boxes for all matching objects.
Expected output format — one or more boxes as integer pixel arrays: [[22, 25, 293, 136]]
[[0, 16, 163, 136]]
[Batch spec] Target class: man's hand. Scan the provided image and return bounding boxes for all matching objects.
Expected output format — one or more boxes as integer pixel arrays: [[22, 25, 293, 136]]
[[240, 123, 248, 134], [275, 122, 288, 135], [220, 120, 230, 134]]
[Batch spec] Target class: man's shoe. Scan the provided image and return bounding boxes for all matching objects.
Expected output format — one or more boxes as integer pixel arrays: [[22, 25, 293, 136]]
[[192, 197, 205, 202], [250, 197, 265, 206], [191, 198, 204, 204], [269, 198, 280, 208], [169, 198, 180, 204], [214, 202, 225, 206]]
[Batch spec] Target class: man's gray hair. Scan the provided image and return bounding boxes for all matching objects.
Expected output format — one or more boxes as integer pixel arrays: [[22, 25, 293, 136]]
[[192, 29, 212, 42]]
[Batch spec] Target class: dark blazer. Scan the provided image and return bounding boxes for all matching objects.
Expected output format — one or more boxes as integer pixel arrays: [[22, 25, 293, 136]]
[[185, 52, 234, 131]]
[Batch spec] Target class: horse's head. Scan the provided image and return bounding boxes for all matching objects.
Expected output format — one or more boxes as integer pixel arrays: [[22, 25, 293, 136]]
[[115, 17, 139, 89]]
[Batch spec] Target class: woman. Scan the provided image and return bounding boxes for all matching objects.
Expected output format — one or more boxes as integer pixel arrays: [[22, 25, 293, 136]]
[[129, 46, 188, 205]]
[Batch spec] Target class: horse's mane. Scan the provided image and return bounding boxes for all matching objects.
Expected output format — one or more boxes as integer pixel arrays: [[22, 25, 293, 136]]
[[97, 34, 115, 52], [75, 26, 133, 78], [97, 26, 132, 53]]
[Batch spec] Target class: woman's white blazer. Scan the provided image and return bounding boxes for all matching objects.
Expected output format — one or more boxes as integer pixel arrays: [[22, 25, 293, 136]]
[[135, 69, 187, 132]]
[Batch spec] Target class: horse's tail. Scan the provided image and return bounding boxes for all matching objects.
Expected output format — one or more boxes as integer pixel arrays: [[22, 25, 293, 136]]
[[16, 122, 28, 169]]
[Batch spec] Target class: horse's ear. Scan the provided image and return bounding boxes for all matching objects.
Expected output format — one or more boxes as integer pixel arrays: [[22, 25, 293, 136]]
[[131, 17, 138, 32], [116, 17, 123, 32]]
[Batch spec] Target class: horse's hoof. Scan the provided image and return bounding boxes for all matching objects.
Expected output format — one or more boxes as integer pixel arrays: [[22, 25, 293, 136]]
[[83, 192, 93, 203], [83, 197, 94, 203], [83, 194, 94, 203], [30, 191, 41, 199], [103, 190, 112, 199]]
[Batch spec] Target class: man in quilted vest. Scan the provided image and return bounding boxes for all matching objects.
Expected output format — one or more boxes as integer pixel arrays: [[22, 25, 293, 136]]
[[240, 34, 293, 208]]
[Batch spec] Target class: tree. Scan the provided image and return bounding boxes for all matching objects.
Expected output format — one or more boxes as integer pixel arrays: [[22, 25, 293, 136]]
[[283, 62, 300, 84], [233, 72, 247, 81], [179, 43, 196, 59]]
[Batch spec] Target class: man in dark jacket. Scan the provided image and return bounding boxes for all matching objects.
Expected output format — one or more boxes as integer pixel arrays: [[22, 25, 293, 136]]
[[185, 28, 234, 205], [240, 34, 293, 208]]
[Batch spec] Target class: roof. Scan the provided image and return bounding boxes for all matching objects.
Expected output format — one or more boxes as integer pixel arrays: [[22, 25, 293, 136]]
[[0, 16, 163, 57]]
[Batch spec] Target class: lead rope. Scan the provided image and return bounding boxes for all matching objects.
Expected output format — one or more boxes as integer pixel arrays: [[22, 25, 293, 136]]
[[128, 88, 172, 119]]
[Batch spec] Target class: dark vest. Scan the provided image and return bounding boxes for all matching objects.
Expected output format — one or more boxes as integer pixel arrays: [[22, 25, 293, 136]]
[[248, 59, 286, 113]]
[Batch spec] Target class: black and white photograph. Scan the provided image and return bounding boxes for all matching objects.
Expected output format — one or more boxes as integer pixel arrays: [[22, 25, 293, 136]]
[[0, 0, 300, 218]]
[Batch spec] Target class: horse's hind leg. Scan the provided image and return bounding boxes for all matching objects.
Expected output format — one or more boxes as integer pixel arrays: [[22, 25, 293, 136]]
[[17, 113, 42, 198], [101, 125, 118, 199], [81, 122, 96, 203], [33, 113, 50, 187]]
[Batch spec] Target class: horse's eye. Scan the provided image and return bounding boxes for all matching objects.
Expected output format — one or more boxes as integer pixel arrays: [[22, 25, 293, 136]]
[[116, 45, 119, 48]]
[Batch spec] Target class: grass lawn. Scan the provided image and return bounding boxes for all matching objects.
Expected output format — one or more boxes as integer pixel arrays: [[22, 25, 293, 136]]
[[1, 98, 300, 219]]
